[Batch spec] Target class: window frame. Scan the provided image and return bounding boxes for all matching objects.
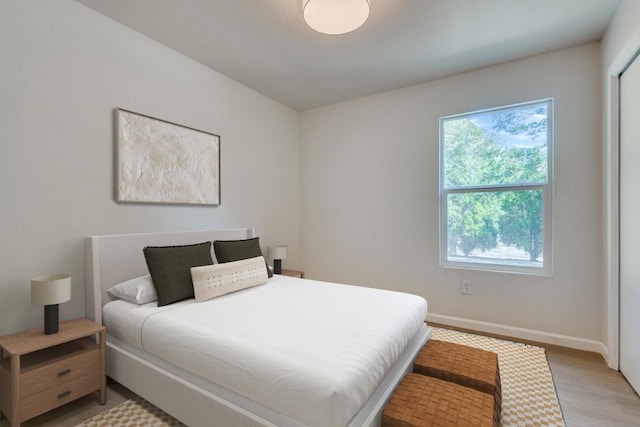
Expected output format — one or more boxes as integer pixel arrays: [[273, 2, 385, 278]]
[[439, 99, 554, 275]]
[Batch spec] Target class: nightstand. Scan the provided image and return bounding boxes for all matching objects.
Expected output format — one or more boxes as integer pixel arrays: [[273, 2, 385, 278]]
[[281, 269, 305, 279], [0, 318, 106, 427]]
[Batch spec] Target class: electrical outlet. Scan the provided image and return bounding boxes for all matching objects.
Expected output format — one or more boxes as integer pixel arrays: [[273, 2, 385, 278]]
[[461, 280, 472, 295]]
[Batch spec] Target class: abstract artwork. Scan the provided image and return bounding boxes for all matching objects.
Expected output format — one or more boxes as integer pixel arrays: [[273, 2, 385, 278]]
[[116, 109, 220, 205]]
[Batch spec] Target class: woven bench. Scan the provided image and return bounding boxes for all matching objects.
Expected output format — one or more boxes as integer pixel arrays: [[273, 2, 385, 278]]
[[382, 373, 498, 427], [413, 340, 501, 421]]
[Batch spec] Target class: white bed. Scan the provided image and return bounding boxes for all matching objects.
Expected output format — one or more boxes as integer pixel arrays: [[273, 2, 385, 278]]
[[85, 228, 431, 427]]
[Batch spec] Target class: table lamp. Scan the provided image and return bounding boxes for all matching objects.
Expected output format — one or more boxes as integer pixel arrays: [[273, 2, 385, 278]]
[[31, 274, 71, 334], [268, 246, 288, 275]]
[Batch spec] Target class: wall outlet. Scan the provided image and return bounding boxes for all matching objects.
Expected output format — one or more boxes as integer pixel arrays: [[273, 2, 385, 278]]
[[461, 280, 472, 295]]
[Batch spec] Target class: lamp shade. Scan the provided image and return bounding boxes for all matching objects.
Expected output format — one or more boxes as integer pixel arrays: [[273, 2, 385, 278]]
[[268, 246, 288, 260], [31, 274, 71, 305], [303, 0, 370, 35]]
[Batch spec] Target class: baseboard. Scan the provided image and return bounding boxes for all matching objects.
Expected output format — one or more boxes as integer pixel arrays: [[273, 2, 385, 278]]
[[427, 313, 608, 358]]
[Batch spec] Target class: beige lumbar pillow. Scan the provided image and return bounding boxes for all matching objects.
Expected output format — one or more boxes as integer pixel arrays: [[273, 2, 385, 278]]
[[191, 256, 268, 302]]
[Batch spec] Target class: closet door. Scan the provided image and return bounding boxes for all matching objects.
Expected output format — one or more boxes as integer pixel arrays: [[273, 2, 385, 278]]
[[620, 52, 640, 395]]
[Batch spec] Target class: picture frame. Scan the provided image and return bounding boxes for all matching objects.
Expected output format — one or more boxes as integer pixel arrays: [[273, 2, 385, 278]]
[[115, 108, 220, 205]]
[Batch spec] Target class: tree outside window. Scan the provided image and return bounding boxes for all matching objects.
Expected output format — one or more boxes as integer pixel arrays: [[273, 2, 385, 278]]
[[440, 99, 552, 274]]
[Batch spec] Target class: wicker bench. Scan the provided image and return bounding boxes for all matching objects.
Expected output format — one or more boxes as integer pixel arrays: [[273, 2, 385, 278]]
[[413, 340, 501, 422], [382, 373, 498, 427]]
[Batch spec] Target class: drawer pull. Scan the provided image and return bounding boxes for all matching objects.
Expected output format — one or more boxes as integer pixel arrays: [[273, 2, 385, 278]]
[[57, 368, 71, 377], [58, 390, 71, 399]]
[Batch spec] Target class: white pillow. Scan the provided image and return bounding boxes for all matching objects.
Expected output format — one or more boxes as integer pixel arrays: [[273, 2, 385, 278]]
[[106, 275, 158, 304], [191, 256, 268, 302]]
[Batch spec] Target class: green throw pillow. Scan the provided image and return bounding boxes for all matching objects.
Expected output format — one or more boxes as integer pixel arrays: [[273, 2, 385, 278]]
[[213, 237, 273, 278], [143, 241, 213, 306]]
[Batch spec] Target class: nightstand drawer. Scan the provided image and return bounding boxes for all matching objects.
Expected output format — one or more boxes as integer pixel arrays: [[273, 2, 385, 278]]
[[20, 339, 99, 397], [20, 372, 101, 421], [0, 318, 106, 426]]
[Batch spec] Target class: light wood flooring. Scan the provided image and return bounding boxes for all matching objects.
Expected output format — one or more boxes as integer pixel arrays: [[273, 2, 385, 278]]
[[547, 346, 640, 426], [2, 341, 639, 426]]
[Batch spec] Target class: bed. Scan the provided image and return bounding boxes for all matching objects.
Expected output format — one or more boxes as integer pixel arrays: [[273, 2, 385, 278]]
[[85, 228, 430, 427]]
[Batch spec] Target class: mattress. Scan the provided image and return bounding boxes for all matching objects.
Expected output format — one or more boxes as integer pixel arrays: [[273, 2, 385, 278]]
[[103, 275, 427, 427]]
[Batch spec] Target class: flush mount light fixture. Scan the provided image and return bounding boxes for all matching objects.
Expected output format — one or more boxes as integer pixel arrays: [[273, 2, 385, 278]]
[[303, 0, 370, 35]]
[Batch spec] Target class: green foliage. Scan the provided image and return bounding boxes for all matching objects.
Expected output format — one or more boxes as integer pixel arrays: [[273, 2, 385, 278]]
[[447, 192, 499, 256], [443, 119, 502, 188], [498, 190, 543, 261], [443, 105, 548, 263]]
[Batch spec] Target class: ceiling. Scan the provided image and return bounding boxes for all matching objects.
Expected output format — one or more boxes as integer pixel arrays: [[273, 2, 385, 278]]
[[76, 0, 621, 111]]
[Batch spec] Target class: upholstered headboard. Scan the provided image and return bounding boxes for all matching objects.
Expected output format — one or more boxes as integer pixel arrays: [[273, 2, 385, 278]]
[[85, 228, 256, 324]]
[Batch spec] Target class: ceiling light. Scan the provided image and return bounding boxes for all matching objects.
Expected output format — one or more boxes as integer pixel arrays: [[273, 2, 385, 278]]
[[303, 0, 370, 35]]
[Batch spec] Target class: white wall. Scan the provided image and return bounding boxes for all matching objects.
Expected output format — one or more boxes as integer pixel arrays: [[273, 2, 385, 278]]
[[601, 0, 640, 367], [602, 0, 640, 68], [300, 43, 603, 350], [0, 0, 300, 336]]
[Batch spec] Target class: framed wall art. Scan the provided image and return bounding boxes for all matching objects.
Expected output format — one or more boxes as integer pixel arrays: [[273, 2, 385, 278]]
[[115, 108, 220, 205]]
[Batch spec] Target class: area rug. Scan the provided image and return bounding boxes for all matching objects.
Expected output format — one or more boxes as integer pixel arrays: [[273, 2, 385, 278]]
[[431, 327, 565, 427], [76, 395, 185, 427], [76, 327, 565, 426]]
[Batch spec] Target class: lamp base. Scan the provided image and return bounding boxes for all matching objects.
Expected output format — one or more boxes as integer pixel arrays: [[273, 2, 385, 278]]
[[44, 304, 59, 334], [274, 259, 282, 275]]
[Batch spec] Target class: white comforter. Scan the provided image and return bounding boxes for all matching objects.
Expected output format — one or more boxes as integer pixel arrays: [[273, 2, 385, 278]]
[[103, 275, 427, 427]]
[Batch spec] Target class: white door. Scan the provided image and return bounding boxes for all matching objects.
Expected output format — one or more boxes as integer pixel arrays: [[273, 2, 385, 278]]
[[620, 52, 640, 395]]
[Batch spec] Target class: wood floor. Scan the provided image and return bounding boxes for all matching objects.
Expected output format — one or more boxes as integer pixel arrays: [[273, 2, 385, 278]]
[[546, 345, 640, 426], [2, 342, 639, 426]]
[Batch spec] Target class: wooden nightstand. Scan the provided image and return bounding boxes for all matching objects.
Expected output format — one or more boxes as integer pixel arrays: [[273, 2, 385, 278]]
[[281, 269, 305, 278], [0, 318, 106, 427]]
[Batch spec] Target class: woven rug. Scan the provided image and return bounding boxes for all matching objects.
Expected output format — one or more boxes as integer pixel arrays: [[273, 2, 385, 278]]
[[431, 327, 565, 427], [76, 395, 185, 427], [77, 327, 565, 426]]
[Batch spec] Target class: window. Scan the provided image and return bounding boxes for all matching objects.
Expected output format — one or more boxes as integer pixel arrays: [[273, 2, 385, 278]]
[[439, 99, 552, 274]]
